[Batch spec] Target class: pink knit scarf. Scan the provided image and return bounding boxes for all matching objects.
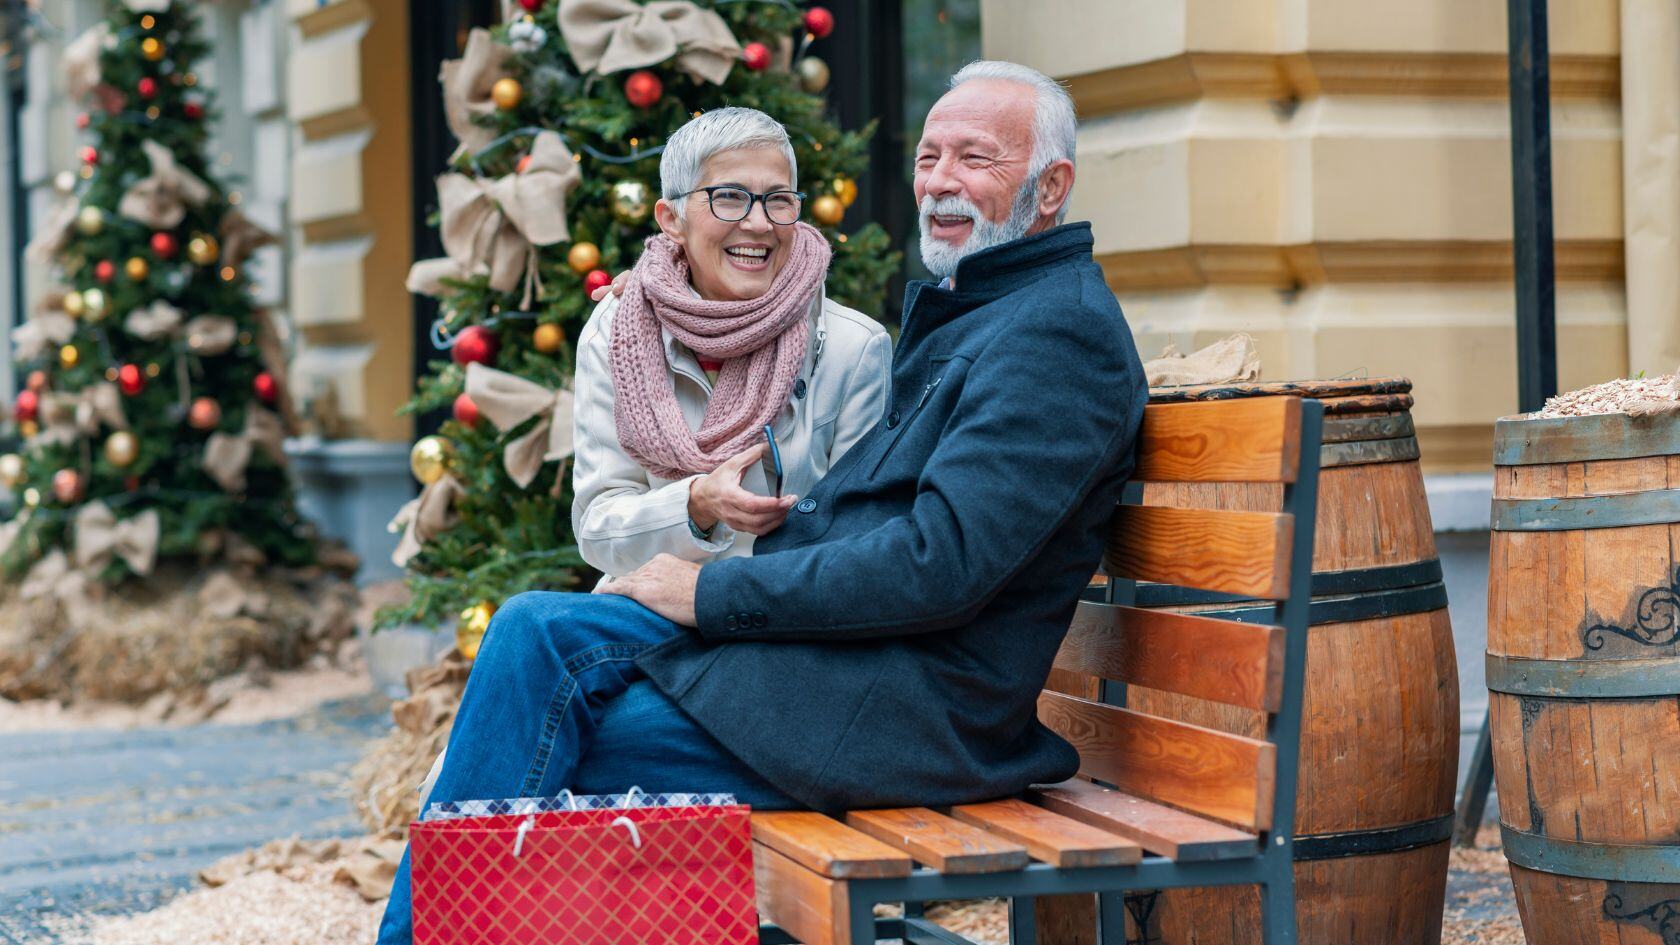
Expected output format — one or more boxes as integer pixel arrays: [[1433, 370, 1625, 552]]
[[609, 222, 831, 480]]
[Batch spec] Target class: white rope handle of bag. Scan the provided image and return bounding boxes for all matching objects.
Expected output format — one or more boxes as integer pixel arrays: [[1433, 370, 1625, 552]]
[[513, 816, 537, 857], [622, 785, 646, 808], [611, 816, 643, 849]]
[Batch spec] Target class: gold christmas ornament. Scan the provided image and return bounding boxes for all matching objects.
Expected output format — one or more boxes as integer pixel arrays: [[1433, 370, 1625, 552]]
[[533, 322, 565, 354], [186, 234, 219, 266], [141, 37, 164, 61], [797, 55, 830, 93], [0, 453, 25, 488], [62, 291, 86, 318], [75, 205, 104, 236], [59, 344, 80, 369], [832, 175, 858, 208], [409, 435, 454, 486], [491, 77, 523, 110], [810, 194, 845, 226], [457, 601, 496, 660], [104, 431, 140, 468], [81, 287, 107, 320], [145, 362, 161, 378], [609, 180, 652, 226], [22, 487, 40, 507], [125, 256, 150, 281], [567, 241, 601, 274], [53, 171, 77, 195]]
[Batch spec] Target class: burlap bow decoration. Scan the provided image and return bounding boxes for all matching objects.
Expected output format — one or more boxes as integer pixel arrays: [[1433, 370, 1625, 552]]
[[203, 408, 288, 492], [37, 383, 127, 447], [124, 300, 239, 354], [20, 550, 91, 604], [406, 131, 579, 305], [465, 362, 576, 489], [12, 311, 76, 361], [124, 0, 171, 11], [441, 28, 512, 155], [25, 200, 80, 265], [120, 139, 213, 229], [64, 22, 109, 102], [558, 0, 741, 84], [389, 474, 466, 567], [74, 502, 160, 576], [220, 209, 279, 266]]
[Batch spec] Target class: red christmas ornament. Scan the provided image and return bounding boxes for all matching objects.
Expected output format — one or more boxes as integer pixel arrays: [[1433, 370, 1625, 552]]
[[124, 475, 141, 491], [584, 269, 612, 295], [253, 372, 280, 404], [453, 393, 481, 428], [624, 70, 663, 108], [516, 154, 533, 174], [14, 390, 39, 422], [52, 468, 84, 504], [118, 364, 145, 396], [151, 232, 177, 258], [804, 6, 835, 38], [183, 100, 204, 121], [450, 325, 498, 366], [518, 0, 542, 10], [94, 260, 116, 283], [137, 77, 158, 99], [76, 112, 91, 130], [80, 145, 98, 165], [742, 42, 771, 71], [26, 371, 47, 393], [188, 396, 222, 431]]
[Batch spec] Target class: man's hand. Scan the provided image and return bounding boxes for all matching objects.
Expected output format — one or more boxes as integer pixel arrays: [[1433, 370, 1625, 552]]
[[595, 554, 701, 627], [689, 444, 797, 536], [588, 270, 631, 302]]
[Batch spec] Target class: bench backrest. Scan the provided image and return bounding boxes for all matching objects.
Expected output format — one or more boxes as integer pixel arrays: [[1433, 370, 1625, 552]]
[[1040, 396, 1323, 841]]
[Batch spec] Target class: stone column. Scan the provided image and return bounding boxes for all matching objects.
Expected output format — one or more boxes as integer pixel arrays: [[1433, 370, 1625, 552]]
[[982, 0, 1626, 473], [1619, 0, 1680, 377]]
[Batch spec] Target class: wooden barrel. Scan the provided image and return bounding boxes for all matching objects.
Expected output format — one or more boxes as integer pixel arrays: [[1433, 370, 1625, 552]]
[[1486, 410, 1680, 943], [1062, 378, 1460, 944]]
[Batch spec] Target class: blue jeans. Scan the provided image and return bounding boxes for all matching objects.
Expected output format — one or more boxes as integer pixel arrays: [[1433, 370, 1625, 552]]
[[375, 591, 797, 945]]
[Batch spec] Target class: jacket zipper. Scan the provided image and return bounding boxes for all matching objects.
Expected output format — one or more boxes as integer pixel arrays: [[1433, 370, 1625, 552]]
[[871, 375, 941, 476]]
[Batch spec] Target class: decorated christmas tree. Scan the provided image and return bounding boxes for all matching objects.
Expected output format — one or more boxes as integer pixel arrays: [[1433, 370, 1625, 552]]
[[382, 0, 899, 650], [1, 0, 313, 586]]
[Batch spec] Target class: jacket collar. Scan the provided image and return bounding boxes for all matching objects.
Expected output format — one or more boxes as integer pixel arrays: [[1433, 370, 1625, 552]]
[[948, 222, 1093, 295]]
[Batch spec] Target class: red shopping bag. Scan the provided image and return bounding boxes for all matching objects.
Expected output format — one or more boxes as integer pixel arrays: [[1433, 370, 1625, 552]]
[[410, 803, 758, 945]]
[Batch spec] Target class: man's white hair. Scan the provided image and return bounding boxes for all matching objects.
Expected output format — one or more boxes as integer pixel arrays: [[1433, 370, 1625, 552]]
[[949, 60, 1077, 223], [659, 107, 798, 218]]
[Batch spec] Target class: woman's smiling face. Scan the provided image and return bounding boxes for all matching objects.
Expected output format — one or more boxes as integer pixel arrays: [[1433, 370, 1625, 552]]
[[654, 147, 797, 302]]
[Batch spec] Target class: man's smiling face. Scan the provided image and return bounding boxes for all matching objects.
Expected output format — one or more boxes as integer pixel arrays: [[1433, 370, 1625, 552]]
[[913, 79, 1039, 276]]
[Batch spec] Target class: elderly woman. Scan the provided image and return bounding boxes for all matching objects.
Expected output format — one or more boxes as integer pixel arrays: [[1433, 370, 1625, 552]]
[[572, 107, 891, 576]]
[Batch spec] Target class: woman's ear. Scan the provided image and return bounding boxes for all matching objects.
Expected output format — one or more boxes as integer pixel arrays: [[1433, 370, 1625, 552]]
[[653, 199, 686, 246]]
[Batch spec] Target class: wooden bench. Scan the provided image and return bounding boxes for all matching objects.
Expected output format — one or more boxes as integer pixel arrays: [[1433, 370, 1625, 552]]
[[751, 395, 1325, 945]]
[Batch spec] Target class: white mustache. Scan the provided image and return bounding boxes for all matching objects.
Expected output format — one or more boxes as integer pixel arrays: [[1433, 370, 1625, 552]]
[[919, 195, 984, 220]]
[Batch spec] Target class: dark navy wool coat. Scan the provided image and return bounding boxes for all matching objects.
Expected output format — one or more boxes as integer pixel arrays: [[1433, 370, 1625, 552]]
[[637, 223, 1147, 812]]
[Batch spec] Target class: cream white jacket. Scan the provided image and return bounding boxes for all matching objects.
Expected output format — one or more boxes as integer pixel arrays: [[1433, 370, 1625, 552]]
[[570, 290, 892, 577]]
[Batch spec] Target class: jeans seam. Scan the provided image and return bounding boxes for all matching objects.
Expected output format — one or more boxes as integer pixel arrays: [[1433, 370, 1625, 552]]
[[520, 645, 655, 796]]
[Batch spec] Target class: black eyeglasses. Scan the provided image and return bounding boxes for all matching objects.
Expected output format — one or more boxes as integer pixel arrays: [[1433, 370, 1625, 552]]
[[677, 186, 806, 225]]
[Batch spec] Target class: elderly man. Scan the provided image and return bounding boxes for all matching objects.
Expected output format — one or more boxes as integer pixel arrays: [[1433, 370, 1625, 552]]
[[376, 60, 1144, 943]]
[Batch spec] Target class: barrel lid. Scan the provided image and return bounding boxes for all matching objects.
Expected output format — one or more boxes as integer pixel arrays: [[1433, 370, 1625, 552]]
[[1493, 410, 1680, 466], [1149, 377, 1414, 416]]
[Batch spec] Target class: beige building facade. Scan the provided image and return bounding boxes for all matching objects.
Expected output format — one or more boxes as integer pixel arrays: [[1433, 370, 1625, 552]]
[[981, 0, 1680, 472]]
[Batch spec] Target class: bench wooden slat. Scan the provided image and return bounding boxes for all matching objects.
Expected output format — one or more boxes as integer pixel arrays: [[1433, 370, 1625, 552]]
[[845, 807, 1031, 874], [753, 841, 853, 945], [1056, 601, 1285, 711], [1104, 505, 1292, 599], [950, 798, 1143, 868], [750, 811, 914, 879], [1134, 399, 1301, 484], [1038, 691, 1276, 831], [1030, 779, 1259, 862]]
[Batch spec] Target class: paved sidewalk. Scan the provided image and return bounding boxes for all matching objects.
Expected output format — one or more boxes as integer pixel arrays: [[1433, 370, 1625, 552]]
[[0, 695, 390, 945]]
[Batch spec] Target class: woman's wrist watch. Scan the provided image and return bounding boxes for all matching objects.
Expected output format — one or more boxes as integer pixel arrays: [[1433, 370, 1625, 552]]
[[688, 516, 716, 541]]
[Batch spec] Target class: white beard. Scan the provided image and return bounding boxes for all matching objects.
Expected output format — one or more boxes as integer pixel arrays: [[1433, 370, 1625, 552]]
[[917, 181, 1040, 280]]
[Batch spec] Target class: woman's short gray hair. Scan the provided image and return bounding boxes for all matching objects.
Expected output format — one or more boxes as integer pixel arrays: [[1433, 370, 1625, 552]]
[[949, 60, 1078, 222], [659, 107, 799, 217]]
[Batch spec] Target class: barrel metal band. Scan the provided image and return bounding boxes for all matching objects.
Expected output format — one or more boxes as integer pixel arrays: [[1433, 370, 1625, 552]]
[[1491, 488, 1680, 531], [1495, 413, 1680, 466], [1485, 653, 1680, 698], [1323, 413, 1415, 444], [1501, 826, 1680, 883], [1135, 560, 1444, 607], [1292, 814, 1454, 862], [1321, 436, 1420, 468]]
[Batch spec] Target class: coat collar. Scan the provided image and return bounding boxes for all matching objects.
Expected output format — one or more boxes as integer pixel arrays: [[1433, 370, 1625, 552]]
[[900, 223, 1094, 338]]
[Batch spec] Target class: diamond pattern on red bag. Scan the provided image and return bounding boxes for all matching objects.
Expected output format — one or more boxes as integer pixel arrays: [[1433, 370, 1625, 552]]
[[411, 805, 758, 945]]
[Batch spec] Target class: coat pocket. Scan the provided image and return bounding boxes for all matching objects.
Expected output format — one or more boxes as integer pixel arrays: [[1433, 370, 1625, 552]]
[[869, 373, 943, 478]]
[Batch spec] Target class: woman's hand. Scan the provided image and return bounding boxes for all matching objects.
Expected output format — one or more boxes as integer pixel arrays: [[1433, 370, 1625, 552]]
[[589, 271, 631, 302], [688, 444, 797, 536]]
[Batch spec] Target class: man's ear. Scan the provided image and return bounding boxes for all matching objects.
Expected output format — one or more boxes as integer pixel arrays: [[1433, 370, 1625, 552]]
[[653, 199, 686, 246], [1036, 159, 1075, 223]]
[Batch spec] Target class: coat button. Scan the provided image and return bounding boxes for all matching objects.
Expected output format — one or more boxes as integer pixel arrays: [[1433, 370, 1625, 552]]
[[793, 379, 807, 399], [752, 613, 767, 628], [725, 615, 738, 630], [886, 410, 901, 429], [737, 611, 753, 626], [796, 498, 818, 514]]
